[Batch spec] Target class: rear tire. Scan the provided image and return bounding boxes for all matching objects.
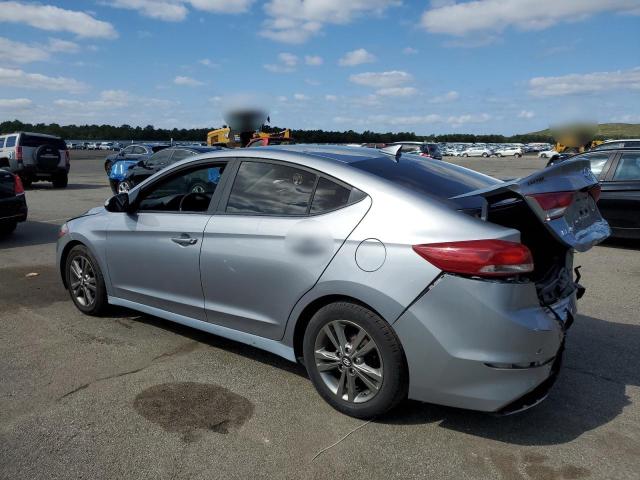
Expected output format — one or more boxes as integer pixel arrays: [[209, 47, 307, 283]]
[[303, 301, 408, 419], [52, 173, 68, 188], [65, 245, 108, 316]]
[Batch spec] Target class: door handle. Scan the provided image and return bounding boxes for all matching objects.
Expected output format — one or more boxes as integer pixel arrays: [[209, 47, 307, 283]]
[[171, 234, 198, 246]]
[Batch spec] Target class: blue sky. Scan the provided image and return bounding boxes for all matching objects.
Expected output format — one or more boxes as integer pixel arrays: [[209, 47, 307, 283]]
[[0, 0, 639, 135]]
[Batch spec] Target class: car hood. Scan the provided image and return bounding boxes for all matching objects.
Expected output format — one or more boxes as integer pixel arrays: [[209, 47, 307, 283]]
[[108, 160, 140, 180]]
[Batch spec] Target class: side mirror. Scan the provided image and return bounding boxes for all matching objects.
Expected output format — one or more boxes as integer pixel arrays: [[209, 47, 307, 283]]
[[104, 193, 130, 213]]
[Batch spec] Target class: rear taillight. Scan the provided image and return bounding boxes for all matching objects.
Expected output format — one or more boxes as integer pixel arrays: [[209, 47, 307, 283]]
[[16, 146, 23, 161], [14, 175, 24, 195], [65, 150, 70, 166], [588, 184, 601, 203], [412, 240, 534, 278], [528, 191, 574, 220]]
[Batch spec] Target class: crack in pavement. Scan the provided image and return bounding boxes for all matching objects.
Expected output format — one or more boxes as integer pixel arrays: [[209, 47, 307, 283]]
[[57, 340, 200, 401]]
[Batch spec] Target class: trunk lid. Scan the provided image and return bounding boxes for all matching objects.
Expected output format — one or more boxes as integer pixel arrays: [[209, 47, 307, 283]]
[[451, 158, 610, 252]]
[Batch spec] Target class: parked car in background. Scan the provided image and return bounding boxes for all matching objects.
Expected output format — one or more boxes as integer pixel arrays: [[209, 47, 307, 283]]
[[538, 149, 557, 159], [593, 139, 640, 150], [99, 142, 115, 150], [0, 132, 70, 188], [104, 143, 169, 175], [113, 145, 222, 193], [494, 146, 523, 157], [87, 142, 100, 150], [0, 168, 27, 235], [58, 145, 608, 418], [461, 146, 493, 157], [386, 142, 443, 160], [545, 148, 640, 239]]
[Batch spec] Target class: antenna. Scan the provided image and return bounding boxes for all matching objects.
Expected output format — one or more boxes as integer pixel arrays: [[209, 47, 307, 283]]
[[380, 145, 402, 163]]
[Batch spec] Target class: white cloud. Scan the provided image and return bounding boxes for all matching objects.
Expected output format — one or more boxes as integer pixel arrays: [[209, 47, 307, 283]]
[[402, 47, 418, 55], [421, 0, 640, 36], [349, 70, 412, 88], [47, 38, 80, 53], [447, 113, 491, 127], [54, 90, 176, 110], [278, 52, 298, 67], [174, 75, 205, 86], [293, 93, 309, 101], [529, 67, 640, 97], [430, 90, 459, 103], [260, 0, 400, 43], [325, 94, 338, 101], [107, 0, 253, 21], [264, 52, 298, 73], [0, 37, 48, 64], [0, 67, 87, 93], [610, 114, 640, 123], [376, 87, 418, 97], [305, 55, 323, 66], [339, 48, 376, 66], [0, 97, 32, 109], [518, 110, 535, 119], [0, 2, 117, 38], [199, 58, 218, 67]]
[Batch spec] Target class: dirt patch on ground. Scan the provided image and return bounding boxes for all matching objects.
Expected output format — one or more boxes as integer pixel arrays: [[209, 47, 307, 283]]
[[133, 382, 254, 441], [0, 265, 67, 311]]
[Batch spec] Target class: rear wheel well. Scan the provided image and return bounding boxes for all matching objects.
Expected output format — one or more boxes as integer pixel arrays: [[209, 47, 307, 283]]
[[292, 295, 386, 363], [59, 240, 84, 288], [0, 158, 9, 168]]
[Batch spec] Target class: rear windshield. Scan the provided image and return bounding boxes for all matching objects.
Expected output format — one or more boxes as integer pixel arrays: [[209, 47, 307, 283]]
[[19, 134, 67, 150], [421, 143, 441, 155], [151, 145, 170, 153], [351, 155, 500, 198]]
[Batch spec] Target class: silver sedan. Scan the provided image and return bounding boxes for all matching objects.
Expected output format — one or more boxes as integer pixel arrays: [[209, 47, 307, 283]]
[[57, 145, 609, 418]]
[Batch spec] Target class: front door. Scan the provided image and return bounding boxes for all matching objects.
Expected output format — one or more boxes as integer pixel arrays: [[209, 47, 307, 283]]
[[106, 162, 227, 319], [601, 151, 640, 232]]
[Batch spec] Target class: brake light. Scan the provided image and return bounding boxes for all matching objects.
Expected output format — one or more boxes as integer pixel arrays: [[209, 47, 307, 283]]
[[16, 146, 23, 161], [588, 184, 601, 203], [413, 240, 533, 277], [14, 175, 24, 195], [529, 191, 573, 220], [65, 150, 70, 166]]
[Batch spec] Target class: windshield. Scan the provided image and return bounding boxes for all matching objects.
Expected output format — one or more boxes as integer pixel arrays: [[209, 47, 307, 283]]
[[351, 155, 500, 199]]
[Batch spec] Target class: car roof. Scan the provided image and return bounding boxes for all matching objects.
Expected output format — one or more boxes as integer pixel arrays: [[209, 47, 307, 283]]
[[169, 145, 223, 153], [602, 138, 640, 143], [254, 144, 393, 164], [1, 131, 60, 139]]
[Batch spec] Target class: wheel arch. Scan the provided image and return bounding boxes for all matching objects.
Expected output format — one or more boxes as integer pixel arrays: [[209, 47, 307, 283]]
[[59, 240, 85, 289], [0, 157, 9, 168], [291, 294, 387, 363]]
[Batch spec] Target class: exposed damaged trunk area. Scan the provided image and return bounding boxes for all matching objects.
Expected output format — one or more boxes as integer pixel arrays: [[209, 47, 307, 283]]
[[486, 195, 576, 305]]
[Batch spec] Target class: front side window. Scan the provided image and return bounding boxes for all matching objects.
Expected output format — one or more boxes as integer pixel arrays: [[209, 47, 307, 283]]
[[137, 163, 226, 213], [226, 161, 316, 215], [612, 153, 640, 181]]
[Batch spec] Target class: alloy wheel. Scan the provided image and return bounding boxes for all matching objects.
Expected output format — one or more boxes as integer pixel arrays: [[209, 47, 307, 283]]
[[314, 320, 383, 404], [118, 181, 130, 194], [69, 255, 97, 307]]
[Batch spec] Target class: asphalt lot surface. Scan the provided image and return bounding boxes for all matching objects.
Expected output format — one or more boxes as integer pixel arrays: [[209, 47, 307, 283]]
[[1, 150, 639, 480]]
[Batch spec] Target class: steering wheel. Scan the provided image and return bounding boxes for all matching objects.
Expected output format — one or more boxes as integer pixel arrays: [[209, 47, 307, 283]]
[[179, 192, 210, 212]]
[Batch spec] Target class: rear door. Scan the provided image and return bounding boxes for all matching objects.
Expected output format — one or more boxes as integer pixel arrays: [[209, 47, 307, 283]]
[[200, 159, 370, 340], [600, 151, 640, 232]]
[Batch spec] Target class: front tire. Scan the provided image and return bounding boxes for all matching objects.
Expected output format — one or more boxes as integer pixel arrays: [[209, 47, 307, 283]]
[[117, 180, 131, 193], [303, 302, 408, 418], [65, 245, 108, 316]]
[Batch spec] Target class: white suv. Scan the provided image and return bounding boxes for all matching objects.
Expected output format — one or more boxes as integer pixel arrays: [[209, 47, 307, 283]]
[[461, 146, 493, 157], [0, 132, 70, 188], [494, 146, 523, 157]]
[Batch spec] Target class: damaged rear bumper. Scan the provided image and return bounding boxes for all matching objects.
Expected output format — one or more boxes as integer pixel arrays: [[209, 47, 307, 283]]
[[393, 274, 575, 413]]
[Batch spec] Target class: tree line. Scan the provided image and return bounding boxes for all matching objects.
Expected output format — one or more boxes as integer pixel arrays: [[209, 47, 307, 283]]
[[1, 119, 556, 144]]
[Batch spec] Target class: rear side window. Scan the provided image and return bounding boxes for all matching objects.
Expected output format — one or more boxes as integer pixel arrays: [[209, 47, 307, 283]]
[[310, 177, 351, 214], [151, 145, 169, 153], [5, 136, 16, 148], [0, 137, 5, 148], [226, 161, 316, 215], [352, 155, 499, 199], [146, 149, 173, 166], [612, 153, 640, 181], [19, 134, 66, 150], [574, 152, 609, 176]]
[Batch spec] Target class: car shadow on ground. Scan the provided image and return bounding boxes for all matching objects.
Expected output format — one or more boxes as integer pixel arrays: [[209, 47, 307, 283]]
[[600, 237, 640, 251], [26, 183, 105, 191], [377, 313, 638, 446], [114, 309, 638, 446], [0, 221, 61, 248]]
